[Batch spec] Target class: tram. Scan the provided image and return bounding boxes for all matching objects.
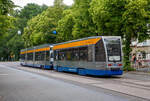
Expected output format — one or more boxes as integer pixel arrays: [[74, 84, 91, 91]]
[[20, 44, 53, 69], [20, 36, 123, 76]]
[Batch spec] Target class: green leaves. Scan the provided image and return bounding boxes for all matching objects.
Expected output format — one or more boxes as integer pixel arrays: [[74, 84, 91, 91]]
[[89, 0, 150, 70], [57, 10, 75, 42], [0, 0, 150, 64], [0, 0, 15, 15], [122, 0, 150, 70], [23, 1, 65, 47]]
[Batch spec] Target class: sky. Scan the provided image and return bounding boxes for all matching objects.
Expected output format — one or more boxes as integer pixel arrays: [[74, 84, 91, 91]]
[[12, 0, 74, 7]]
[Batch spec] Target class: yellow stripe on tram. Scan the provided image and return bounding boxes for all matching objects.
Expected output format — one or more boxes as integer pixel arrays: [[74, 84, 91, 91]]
[[53, 38, 101, 50], [20, 47, 50, 54]]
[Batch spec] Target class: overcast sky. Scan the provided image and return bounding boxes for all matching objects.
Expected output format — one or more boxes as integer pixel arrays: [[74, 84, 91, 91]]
[[12, 0, 74, 7]]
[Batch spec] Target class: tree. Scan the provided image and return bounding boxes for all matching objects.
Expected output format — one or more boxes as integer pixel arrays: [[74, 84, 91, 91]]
[[57, 0, 96, 42], [23, 0, 66, 47], [89, 0, 126, 36], [122, 0, 150, 70], [72, 0, 97, 38], [0, 0, 16, 60], [17, 3, 48, 34], [57, 9, 75, 42], [89, 0, 150, 70], [0, 2, 48, 61], [0, 0, 15, 36]]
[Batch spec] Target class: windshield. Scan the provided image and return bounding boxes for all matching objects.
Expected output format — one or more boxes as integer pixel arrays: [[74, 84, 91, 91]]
[[104, 38, 122, 62]]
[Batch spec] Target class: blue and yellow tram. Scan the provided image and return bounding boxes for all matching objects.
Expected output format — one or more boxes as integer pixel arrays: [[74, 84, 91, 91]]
[[20, 44, 53, 69], [20, 36, 123, 76]]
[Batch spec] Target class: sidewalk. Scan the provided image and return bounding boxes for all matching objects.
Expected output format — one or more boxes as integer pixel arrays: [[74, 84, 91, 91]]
[[125, 71, 150, 75], [136, 67, 150, 73]]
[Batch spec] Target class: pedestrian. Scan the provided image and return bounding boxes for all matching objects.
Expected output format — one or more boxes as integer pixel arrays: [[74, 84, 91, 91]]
[[132, 54, 136, 69], [138, 55, 142, 68]]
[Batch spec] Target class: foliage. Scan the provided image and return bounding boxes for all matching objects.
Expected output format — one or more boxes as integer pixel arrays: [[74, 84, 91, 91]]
[[23, 0, 66, 47], [16, 3, 48, 34], [0, 0, 15, 15], [122, 0, 150, 70], [57, 0, 97, 42], [0, 0, 15, 36], [0, 0, 150, 67], [0, 0, 16, 60], [71, 0, 97, 38], [89, 0, 126, 36], [89, 0, 150, 70], [56, 9, 75, 42], [0, 2, 48, 60]]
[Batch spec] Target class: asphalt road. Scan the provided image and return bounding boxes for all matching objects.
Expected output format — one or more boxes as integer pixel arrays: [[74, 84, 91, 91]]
[[0, 62, 150, 101]]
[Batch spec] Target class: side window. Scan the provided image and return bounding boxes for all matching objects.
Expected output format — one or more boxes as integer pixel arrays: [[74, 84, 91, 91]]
[[54, 47, 90, 62], [20, 54, 25, 60], [40, 51, 45, 61], [58, 50, 61, 60], [88, 46, 93, 62], [46, 51, 49, 61], [95, 40, 106, 62], [66, 49, 71, 60], [54, 50, 57, 60], [35, 52, 40, 61], [38, 52, 41, 61], [72, 48, 79, 61], [59, 50, 65, 60], [79, 47, 88, 61], [27, 53, 33, 60]]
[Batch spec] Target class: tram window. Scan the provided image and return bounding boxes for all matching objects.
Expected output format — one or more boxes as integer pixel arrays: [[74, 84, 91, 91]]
[[60, 50, 65, 60], [66, 49, 71, 60], [40, 51, 45, 61], [35, 52, 38, 61], [55, 47, 87, 61], [46, 51, 49, 61], [38, 52, 42, 61], [95, 40, 106, 62], [72, 48, 79, 61], [35, 52, 40, 61], [104, 38, 121, 62], [27, 53, 33, 60], [79, 47, 88, 61], [54, 50, 58, 60], [21, 54, 25, 60], [88, 46, 93, 62], [58, 51, 61, 60]]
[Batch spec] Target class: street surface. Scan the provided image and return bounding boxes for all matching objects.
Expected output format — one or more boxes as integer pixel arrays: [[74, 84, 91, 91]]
[[0, 62, 150, 101]]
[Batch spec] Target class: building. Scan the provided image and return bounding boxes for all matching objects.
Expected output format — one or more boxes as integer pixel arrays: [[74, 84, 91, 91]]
[[131, 40, 150, 68]]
